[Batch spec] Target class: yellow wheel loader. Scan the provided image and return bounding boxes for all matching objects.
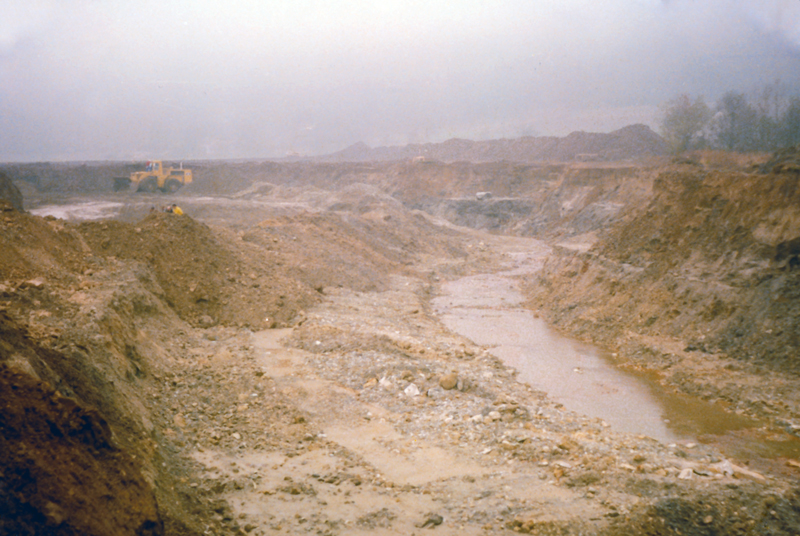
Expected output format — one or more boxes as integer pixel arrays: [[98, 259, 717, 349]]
[[113, 161, 192, 193]]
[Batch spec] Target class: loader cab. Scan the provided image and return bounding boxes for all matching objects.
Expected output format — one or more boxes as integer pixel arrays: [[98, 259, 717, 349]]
[[145, 161, 162, 173]]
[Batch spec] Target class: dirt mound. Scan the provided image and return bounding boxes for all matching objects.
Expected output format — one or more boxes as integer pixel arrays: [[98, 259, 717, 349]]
[[0, 170, 23, 211], [74, 198, 466, 330], [0, 208, 89, 284], [555, 124, 668, 161], [0, 312, 162, 536], [76, 212, 318, 329]]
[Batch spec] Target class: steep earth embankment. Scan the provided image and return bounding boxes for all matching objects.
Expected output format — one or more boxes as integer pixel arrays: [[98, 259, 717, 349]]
[[524, 157, 800, 431], [1, 311, 163, 536], [1, 207, 179, 534]]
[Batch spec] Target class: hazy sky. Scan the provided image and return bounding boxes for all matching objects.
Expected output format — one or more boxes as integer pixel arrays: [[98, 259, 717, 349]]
[[2, 0, 800, 161]]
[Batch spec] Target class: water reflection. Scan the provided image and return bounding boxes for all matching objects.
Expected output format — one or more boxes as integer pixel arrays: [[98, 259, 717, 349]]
[[433, 271, 800, 462], [30, 201, 124, 221], [433, 273, 683, 442]]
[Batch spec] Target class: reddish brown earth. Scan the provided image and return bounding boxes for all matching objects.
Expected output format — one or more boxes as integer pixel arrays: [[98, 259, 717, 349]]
[[0, 318, 162, 536]]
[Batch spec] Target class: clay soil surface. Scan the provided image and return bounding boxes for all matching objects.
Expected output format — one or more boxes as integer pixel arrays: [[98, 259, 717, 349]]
[[2, 158, 800, 535]]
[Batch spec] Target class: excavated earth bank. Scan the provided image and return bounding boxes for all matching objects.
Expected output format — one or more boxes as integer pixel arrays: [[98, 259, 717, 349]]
[[1, 153, 799, 535]]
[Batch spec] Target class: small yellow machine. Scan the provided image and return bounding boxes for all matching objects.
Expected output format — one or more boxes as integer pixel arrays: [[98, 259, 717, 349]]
[[113, 161, 193, 193]]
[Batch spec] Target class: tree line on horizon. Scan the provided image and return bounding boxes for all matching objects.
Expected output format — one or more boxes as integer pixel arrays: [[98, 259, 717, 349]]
[[660, 81, 800, 154]]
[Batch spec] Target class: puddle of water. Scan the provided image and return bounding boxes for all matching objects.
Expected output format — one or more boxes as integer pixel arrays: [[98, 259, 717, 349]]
[[433, 272, 800, 460], [30, 201, 125, 221], [434, 274, 684, 442]]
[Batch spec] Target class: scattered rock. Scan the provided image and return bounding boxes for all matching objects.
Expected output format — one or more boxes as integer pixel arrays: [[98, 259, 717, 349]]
[[379, 376, 395, 391], [419, 513, 444, 528], [439, 373, 458, 390], [404, 383, 420, 397], [363, 377, 378, 389], [199, 315, 216, 328]]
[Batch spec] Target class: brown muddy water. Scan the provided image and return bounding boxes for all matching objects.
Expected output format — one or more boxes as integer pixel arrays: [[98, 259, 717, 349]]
[[433, 247, 800, 464]]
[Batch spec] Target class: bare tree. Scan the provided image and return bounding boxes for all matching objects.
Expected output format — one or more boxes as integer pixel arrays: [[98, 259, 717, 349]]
[[754, 80, 789, 119], [711, 92, 759, 151], [752, 80, 789, 150], [779, 97, 800, 147], [660, 94, 711, 154]]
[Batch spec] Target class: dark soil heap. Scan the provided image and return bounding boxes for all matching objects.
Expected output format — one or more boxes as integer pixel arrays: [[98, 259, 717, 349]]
[[0, 312, 163, 536], [759, 144, 800, 174]]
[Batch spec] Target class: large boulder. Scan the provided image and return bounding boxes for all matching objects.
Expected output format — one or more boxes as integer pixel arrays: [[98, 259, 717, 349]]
[[0, 170, 24, 211]]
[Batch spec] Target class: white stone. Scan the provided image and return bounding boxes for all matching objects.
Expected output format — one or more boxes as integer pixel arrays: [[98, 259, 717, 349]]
[[404, 383, 420, 397]]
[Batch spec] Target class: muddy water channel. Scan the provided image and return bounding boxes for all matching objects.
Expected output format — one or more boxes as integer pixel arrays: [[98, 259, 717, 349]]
[[433, 242, 800, 463]]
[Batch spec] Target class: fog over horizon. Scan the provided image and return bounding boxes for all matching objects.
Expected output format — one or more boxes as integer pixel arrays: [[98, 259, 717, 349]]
[[2, 1, 800, 162]]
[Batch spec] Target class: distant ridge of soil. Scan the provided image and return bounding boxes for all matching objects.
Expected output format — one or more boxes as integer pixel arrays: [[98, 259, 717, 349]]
[[311, 124, 667, 163], [1, 125, 665, 196]]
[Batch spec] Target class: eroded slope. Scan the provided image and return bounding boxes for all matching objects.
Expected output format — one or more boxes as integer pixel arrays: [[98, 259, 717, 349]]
[[526, 159, 800, 430]]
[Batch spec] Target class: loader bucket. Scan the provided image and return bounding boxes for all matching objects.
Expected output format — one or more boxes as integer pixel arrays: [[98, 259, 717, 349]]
[[113, 177, 132, 192]]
